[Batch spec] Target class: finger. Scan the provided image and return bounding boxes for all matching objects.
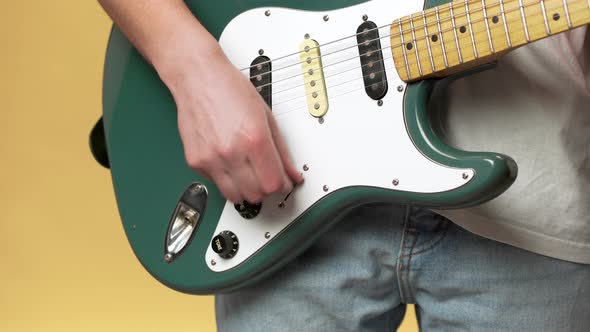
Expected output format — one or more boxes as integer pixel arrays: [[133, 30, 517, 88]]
[[210, 169, 242, 204], [248, 127, 292, 196], [267, 112, 304, 184], [227, 157, 264, 203]]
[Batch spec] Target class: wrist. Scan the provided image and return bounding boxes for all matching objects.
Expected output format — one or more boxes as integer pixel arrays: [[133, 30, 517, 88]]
[[152, 31, 223, 83]]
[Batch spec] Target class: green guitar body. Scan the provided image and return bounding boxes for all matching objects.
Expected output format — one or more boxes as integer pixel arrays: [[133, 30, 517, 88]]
[[101, 0, 517, 294]]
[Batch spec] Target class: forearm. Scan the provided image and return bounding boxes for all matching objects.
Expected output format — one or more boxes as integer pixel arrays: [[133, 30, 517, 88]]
[[97, 0, 220, 83]]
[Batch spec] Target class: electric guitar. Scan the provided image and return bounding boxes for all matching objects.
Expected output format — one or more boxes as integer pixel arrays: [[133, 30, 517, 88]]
[[95, 0, 590, 294]]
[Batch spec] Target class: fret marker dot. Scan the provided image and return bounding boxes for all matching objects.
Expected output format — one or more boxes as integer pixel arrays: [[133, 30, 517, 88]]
[[553, 13, 560, 21], [431, 35, 438, 42], [492, 16, 499, 24], [406, 42, 413, 50], [459, 26, 466, 34]]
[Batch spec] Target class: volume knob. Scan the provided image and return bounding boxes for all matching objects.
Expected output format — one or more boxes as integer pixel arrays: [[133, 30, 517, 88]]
[[234, 201, 262, 219], [211, 231, 239, 259]]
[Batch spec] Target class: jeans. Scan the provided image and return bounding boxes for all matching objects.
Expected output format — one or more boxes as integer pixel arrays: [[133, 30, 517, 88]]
[[216, 204, 590, 331]]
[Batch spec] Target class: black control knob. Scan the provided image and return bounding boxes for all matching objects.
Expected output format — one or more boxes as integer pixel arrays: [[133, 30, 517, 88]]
[[234, 201, 262, 219], [211, 231, 239, 259]]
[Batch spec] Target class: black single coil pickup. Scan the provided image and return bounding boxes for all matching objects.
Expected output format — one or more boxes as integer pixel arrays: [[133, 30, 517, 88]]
[[356, 21, 388, 100], [250, 56, 272, 107]]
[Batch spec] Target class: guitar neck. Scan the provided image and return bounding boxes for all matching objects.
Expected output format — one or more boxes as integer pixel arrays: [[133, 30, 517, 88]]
[[391, 0, 590, 82]]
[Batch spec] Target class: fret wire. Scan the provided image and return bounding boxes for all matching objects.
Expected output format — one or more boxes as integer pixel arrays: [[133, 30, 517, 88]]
[[449, 2, 464, 63], [422, 12, 436, 72], [562, 0, 573, 28], [271, 0, 590, 100], [396, 0, 589, 70], [392, 0, 590, 70], [465, 0, 479, 58], [540, 0, 551, 35], [409, 14, 424, 76], [499, 0, 512, 47], [398, 18, 412, 79], [518, 0, 531, 41], [246, 0, 590, 99], [243, 0, 585, 75], [481, 0, 495, 53], [435, 7, 449, 68]]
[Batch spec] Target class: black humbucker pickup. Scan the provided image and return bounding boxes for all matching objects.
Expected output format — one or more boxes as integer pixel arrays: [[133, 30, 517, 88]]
[[250, 56, 272, 107], [356, 21, 388, 100]]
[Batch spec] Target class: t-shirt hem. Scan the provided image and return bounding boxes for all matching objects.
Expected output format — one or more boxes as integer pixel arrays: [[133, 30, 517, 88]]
[[434, 209, 590, 265]]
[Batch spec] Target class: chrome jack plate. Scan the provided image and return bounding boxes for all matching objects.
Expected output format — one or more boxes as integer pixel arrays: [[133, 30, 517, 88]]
[[164, 183, 208, 263]]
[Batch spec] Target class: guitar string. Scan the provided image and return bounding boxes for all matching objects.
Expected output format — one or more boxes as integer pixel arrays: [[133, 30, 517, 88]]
[[241, 0, 574, 78], [271, 54, 395, 108], [255, 0, 585, 103], [246, 0, 584, 93], [273, 66, 397, 118], [238, 0, 510, 72], [370, 0, 588, 68], [270, 18, 582, 113], [268, 3, 585, 116]]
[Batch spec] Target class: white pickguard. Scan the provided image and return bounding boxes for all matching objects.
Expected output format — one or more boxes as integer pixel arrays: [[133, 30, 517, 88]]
[[206, 0, 474, 272]]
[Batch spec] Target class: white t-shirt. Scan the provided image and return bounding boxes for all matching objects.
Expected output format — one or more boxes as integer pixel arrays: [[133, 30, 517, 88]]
[[436, 26, 590, 264]]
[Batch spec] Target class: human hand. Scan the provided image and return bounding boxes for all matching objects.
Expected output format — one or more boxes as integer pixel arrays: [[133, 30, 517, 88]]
[[161, 47, 303, 204]]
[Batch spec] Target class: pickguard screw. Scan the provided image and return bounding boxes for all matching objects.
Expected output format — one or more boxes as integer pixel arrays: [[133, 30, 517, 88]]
[[318, 117, 324, 124], [323, 185, 329, 192], [397, 85, 404, 92], [303, 164, 309, 171], [462, 173, 469, 180], [265, 10, 271, 17], [164, 253, 173, 262], [363, 14, 368, 21], [323, 15, 330, 22], [377, 100, 384, 107], [259, 49, 264, 55], [392, 179, 400, 186], [304, 33, 310, 39], [132, 224, 136, 229], [211, 259, 217, 266], [265, 232, 271, 239]]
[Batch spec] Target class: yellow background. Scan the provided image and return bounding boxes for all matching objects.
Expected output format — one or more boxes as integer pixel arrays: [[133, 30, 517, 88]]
[[0, 1, 417, 331]]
